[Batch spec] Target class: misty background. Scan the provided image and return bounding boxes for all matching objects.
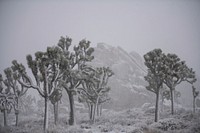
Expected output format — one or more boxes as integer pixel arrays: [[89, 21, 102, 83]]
[[0, 0, 200, 109]]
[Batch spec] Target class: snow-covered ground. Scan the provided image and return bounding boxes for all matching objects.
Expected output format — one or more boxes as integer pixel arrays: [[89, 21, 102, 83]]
[[0, 107, 199, 133]]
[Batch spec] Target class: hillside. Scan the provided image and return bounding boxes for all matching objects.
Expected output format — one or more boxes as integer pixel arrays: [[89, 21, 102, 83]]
[[88, 43, 154, 110]]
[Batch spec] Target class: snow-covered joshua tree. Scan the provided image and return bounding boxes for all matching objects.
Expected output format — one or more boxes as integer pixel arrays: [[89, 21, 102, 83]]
[[144, 49, 166, 122], [163, 53, 196, 115], [78, 66, 113, 123], [11, 46, 63, 132], [57, 37, 95, 125]]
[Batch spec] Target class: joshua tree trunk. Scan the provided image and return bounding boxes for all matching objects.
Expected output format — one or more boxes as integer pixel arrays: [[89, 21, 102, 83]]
[[170, 89, 175, 115], [15, 98, 19, 126], [68, 92, 75, 125], [193, 97, 196, 113], [54, 102, 59, 125], [97, 104, 100, 116], [15, 112, 19, 126], [44, 96, 49, 132], [3, 109, 7, 126], [92, 96, 100, 123], [161, 97, 164, 112], [155, 91, 160, 122], [89, 104, 93, 120], [91, 104, 95, 122], [100, 104, 102, 116], [88, 104, 92, 120], [97, 104, 102, 116]]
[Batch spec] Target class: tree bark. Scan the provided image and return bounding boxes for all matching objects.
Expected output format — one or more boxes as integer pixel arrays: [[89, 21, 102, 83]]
[[92, 96, 100, 123], [155, 91, 160, 122], [97, 104, 99, 117], [43, 96, 49, 132], [15, 98, 19, 126], [161, 98, 164, 112], [90, 104, 93, 120], [97, 104, 102, 116], [68, 92, 75, 125], [193, 97, 196, 113], [170, 89, 175, 115], [3, 109, 7, 126], [91, 104, 95, 122], [15, 112, 19, 126], [54, 102, 59, 125], [100, 104, 102, 116]]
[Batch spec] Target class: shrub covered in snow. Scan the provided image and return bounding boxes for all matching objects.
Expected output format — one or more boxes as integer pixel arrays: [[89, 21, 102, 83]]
[[151, 118, 187, 131]]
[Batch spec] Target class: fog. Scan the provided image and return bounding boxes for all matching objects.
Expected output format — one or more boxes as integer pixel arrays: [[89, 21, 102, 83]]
[[0, 0, 200, 76]]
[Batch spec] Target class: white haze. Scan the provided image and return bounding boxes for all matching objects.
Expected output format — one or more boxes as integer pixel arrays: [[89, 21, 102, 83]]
[[0, 1, 199, 78]]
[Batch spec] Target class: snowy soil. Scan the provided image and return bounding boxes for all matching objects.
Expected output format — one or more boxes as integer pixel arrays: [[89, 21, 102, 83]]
[[0, 108, 199, 133]]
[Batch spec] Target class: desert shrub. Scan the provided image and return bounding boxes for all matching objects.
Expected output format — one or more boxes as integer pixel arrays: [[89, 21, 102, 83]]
[[80, 123, 91, 129], [151, 118, 187, 131], [98, 122, 113, 132], [188, 123, 200, 133]]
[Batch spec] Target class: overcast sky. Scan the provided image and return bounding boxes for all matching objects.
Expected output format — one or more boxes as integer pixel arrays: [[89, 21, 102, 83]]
[[0, 0, 200, 76]]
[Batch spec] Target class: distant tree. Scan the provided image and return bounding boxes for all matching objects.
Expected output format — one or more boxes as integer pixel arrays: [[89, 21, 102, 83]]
[[160, 85, 169, 112], [3, 67, 28, 126], [36, 96, 44, 117], [163, 53, 196, 115], [0, 74, 15, 126], [144, 49, 165, 122], [160, 85, 181, 112], [96, 92, 111, 117], [19, 93, 36, 115], [78, 66, 113, 123], [192, 85, 199, 113]]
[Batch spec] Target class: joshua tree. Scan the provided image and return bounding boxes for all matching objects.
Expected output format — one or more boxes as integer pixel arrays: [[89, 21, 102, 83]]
[[11, 45, 63, 131], [163, 53, 196, 115], [0, 74, 15, 126], [192, 85, 199, 113], [144, 49, 165, 122], [3, 67, 28, 126], [57, 37, 94, 125], [78, 66, 113, 123]]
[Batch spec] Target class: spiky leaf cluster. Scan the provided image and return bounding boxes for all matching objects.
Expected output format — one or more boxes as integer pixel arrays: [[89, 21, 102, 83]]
[[78, 66, 113, 105], [0, 74, 15, 113], [144, 49, 166, 93], [49, 89, 62, 104], [144, 49, 196, 94], [57, 37, 95, 95], [163, 53, 196, 89]]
